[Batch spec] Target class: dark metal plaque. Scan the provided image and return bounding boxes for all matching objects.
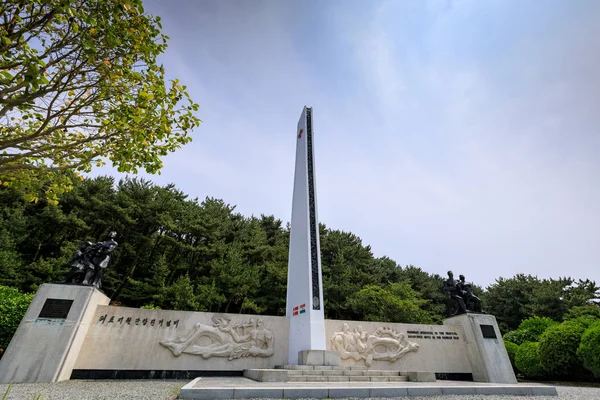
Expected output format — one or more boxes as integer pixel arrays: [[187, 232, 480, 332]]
[[480, 324, 497, 339], [305, 108, 321, 310], [38, 298, 73, 319]]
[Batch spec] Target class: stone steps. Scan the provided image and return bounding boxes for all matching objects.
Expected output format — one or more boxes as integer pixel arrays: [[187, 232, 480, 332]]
[[288, 375, 409, 382], [244, 368, 410, 383], [275, 365, 367, 370], [300, 371, 406, 377]]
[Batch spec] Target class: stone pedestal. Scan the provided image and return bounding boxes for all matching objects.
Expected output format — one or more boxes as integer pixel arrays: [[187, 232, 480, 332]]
[[0, 283, 109, 383], [443, 313, 517, 384]]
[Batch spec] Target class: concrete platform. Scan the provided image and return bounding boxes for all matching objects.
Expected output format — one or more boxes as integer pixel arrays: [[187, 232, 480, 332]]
[[244, 367, 410, 382], [178, 377, 558, 399]]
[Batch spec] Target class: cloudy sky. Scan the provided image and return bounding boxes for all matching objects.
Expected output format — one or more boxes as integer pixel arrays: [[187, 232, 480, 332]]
[[97, 0, 600, 287]]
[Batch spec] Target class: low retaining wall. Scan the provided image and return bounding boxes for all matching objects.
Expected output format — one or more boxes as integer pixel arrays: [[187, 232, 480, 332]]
[[73, 306, 472, 376], [2, 284, 516, 384], [73, 306, 289, 372]]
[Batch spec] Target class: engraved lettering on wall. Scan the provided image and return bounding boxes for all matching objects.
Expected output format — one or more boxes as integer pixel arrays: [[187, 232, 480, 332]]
[[159, 317, 274, 360]]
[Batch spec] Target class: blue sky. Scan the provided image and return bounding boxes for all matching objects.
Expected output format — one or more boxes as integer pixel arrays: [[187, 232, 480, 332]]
[[96, 0, 600, 287]]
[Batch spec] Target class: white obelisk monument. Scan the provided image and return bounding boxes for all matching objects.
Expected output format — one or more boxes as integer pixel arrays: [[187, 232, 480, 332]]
[[286, 107, 336, 366]]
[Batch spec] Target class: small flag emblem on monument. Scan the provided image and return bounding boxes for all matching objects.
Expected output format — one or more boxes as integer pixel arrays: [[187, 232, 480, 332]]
[[293, 306, 299, 316], [300, 304, 306, 314]]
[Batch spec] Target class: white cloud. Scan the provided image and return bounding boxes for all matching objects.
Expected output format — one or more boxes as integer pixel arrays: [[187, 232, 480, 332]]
[[93, 0, 600, 287]]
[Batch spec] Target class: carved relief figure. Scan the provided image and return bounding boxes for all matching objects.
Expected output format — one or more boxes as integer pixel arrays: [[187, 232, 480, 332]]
[[330, 323, 419, 367], [159, 317, 274, 360]]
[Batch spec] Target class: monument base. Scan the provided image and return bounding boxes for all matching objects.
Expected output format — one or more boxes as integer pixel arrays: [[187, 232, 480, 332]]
[[0, 283, 109, 383], [298, 350, 341, 366], [443, 313, 517, 384], [180, 376, 558, 399]]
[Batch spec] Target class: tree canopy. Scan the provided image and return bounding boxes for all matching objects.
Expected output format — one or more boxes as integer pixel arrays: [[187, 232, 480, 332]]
[[0, 0, 200, 203], [483, 275, 599, 331], [0, 176, 449, 323], [1, 175, 598, 328]]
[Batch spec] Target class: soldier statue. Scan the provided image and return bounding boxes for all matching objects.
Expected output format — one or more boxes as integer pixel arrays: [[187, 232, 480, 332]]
[[459, 274, 482, 313], [444, 270, 483, 316], [63, 231, 118, 289]]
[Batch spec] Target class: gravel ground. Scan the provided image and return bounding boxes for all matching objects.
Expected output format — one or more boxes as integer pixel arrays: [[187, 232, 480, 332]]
[[0, 380, 184, 400], [0, 381, 598, 400]]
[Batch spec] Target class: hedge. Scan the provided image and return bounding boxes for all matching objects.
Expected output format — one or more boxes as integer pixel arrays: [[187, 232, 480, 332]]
[[503, 317, 558, 345], [577, 320, 600, 378], [563, 316, 598, 330], [504, 341, 519, 372], [564, 305, 600, 322], [515, 341, 545, 378], [0, 285, 34, 350], [539, 322, 586, 377]]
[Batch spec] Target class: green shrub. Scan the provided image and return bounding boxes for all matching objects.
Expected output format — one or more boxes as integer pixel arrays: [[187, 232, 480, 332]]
[[0, 286, 34, 350], [518, 316, 558, 334], [140, 304, 161, 310], [504, 341, 519, 371], [564, 305, 600, 321], [515, 342, 546, 378], [577, 321, 600, 378], [564, 316, 598, 329], [503, 316, 558, 345], [539, 322, 586, 377], [504, 330, 533, 345]]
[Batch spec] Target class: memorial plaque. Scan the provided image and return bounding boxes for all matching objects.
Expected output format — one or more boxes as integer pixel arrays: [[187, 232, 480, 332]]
[[480, 324, 497, 339], [38, 298, 73, 319]]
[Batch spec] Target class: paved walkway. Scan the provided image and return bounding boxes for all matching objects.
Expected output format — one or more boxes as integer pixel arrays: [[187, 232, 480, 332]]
[[181, 377, 557, 399], [1, 379, 598, 399]]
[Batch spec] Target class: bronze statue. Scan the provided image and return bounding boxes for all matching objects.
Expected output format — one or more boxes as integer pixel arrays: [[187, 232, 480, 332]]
[[63, 231, 118, 289], [444, 270, 483, 316], [459, 274, 482, 313]]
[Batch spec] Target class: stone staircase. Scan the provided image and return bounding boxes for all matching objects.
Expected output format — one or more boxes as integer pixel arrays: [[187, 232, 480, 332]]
[[244, 365, 409, 383]]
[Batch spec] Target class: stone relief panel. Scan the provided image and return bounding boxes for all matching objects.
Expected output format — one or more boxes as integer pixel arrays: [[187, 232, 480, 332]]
[[159, 316, 274, 360], [330, 323, 419, 367]]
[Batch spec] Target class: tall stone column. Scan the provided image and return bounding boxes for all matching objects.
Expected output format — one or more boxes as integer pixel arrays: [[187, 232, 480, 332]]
[[286, 106, 331, 365]]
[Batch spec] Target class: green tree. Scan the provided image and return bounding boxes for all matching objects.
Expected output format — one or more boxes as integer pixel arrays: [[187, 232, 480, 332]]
[[564, 305, 600, 321], [347, 282, 434, 324], [483, 275, 599, 332], [166, 274, 198, 311], [0, 0, 200, 203], [126, 255, 169, 307], [0, 229, 23, 287], [209, 244, 261, 314], [528, 278, 571, 321], [483, 274, 540, 331], [321, 229, 377, 319], [398, 265, 446, 323]]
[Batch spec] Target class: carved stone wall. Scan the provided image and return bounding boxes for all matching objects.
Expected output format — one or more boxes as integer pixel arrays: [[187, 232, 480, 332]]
[[159, 316, 275, 360], [74, 307, 473, 374], [325, 319, 471, 373], [74, 307, 288, 371], [330, 323, 419, 367]]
